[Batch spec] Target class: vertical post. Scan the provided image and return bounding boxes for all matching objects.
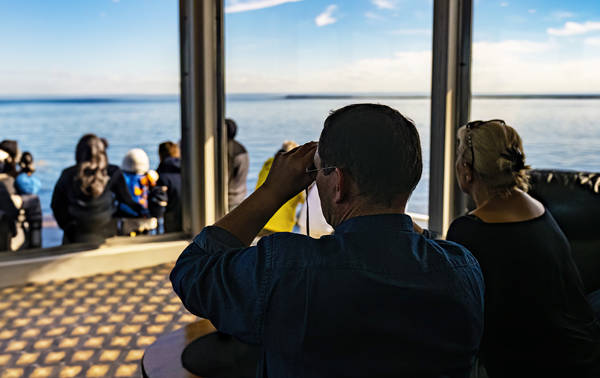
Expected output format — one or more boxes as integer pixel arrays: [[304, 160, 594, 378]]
[[179, 0, 227, 236], [429, 0, 472, 236]]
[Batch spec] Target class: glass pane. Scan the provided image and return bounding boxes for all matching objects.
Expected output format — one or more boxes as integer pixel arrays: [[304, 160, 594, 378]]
[[225, 0, 433, 217], [0, 0, 180, 249], [472, 0, 600, 171]]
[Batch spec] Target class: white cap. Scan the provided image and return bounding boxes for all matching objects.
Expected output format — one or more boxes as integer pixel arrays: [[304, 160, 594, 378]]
[[122, 148, 150, 174]]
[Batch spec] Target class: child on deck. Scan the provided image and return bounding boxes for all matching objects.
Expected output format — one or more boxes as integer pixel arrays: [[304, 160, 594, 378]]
[[15, 152, 42, 195], [119, 148, 158, 218]]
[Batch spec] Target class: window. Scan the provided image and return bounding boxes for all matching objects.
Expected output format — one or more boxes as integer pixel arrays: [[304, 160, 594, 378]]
[[471, 0, 600, 172], [0, 0, 180, 250], [225, 0, 433, 216]]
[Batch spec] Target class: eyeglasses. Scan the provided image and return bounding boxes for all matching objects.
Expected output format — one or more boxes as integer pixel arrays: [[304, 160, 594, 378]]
[[305, 166, 336, 175], [464, 119, 505, 168]]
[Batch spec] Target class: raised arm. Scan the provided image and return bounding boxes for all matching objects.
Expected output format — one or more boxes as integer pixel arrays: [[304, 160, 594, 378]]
[[215, 142, 317, 245], [170, 142, 317, 343]]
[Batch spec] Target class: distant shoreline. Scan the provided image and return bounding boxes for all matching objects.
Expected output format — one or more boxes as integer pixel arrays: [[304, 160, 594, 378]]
[[1, 93, 600, 105]]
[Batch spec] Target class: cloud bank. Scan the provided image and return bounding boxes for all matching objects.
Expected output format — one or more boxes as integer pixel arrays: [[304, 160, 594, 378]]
[[225, 0, 302, 14], [547, 21, 600, 36]]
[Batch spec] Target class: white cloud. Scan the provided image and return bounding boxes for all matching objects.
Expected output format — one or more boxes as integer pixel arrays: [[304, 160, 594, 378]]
[[472, 39, 600, 93], [372, 0, 396, 10], [225, 0, 302, 14], [315, 5, 338, 27], [585, 37, 600, 47], [227, 50, 432, 93], [528, 9, 536, 14], [547, 21, 600, 36], [500, 2, 509, 7]]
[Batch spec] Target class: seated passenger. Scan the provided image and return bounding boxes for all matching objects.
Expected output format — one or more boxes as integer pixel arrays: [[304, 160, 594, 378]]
[[171, 104, 485, 377], [446, 119, 600, 377], [15, 152, 42, 195], [157, 141, 182, 232], [226, 118, 249, 211], [51, 134, 144, 244], [255, 140, 305, 235]]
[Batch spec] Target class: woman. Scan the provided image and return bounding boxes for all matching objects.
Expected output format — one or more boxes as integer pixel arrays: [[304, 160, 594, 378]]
[[51, 134, 144, 244], [446, 120, 600, 377]]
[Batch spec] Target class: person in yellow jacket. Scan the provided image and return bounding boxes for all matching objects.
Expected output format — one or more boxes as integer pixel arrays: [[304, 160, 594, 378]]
[[255, 141, 305, 234]]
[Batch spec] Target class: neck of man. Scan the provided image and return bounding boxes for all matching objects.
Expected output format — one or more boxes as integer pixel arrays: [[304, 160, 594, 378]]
[[333, 195, 407, 228]]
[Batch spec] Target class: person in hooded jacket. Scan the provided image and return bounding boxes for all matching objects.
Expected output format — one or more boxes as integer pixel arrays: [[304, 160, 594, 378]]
[[51, 134, 145, 244], [157, 141, 182, 232]]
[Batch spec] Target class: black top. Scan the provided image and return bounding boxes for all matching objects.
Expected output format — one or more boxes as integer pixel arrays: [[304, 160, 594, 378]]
[[447, 210, 600, 377], [227, 140, 248, 210], [51, 164, 143, 244], [157, 157, 182, 232]]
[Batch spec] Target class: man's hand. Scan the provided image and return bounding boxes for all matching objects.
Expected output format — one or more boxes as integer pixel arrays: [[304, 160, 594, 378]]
[[214, 141, 318, 246], [262, 142, 318, 203]]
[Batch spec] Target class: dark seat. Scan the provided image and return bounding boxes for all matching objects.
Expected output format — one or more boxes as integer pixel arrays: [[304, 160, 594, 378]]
[[0, 210, 10, 251], [142, 319, 259, 378], [528, 169, 600, 293]]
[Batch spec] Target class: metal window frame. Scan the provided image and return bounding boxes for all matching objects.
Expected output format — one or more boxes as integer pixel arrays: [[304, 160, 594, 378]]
[[179, 0, 228, 236], [429, 0, 473, 236]]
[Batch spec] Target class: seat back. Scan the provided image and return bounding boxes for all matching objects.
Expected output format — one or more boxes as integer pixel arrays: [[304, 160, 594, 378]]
[[528, 169, 600, 293]]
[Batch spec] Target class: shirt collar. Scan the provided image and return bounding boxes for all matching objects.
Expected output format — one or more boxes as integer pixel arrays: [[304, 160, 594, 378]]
[[334, 213, 414, 234]]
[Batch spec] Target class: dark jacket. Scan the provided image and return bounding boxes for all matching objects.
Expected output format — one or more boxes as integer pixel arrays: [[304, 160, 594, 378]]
[[171, 215, 485, 378], [157, 157, 182, 232], [228, 140, 249, 210], [51, 164, 144, 244], [0, 177, 18, 238]]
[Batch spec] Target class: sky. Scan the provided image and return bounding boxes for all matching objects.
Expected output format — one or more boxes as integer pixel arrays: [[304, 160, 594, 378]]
[[0, 0, 599, 95]]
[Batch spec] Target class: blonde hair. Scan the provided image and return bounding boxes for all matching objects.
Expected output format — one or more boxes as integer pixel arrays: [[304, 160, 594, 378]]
[[457, 120, 530, 197], [279, 140, 299, 153]]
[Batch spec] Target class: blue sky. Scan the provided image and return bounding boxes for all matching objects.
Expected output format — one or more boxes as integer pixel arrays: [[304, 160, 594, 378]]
[[1, 0, 599, 94]]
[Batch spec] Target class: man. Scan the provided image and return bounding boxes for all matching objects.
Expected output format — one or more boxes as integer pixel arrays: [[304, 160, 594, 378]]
[[226, 118, 249, 211], [171, 104, 484, 377]]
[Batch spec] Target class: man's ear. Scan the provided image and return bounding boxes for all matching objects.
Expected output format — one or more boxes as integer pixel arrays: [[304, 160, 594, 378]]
[[333, 168, 348, 204]]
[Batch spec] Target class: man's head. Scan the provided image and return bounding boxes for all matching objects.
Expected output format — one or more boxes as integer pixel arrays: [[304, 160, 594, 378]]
[[316, 104, 422, 226]]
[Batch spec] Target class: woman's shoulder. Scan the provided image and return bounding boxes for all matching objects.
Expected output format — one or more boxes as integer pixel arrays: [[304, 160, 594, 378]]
[[446, 214, 486, 244]]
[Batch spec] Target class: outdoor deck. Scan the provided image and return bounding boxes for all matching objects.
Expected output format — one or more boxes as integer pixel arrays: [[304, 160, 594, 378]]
[[0, 262, 196, 377]]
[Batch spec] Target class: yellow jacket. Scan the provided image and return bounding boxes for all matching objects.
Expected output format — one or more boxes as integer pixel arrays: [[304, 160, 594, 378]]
[[255, 157, 305, 233]]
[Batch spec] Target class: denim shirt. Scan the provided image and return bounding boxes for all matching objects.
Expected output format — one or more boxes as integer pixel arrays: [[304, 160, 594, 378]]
[[171, 214, 484, 378]]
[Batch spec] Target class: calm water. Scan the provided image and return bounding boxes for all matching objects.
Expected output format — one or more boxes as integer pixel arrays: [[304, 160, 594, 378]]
[[1, 96, 599, 247]]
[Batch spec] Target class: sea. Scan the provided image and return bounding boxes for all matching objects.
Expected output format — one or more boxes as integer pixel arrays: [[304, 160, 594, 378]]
[[1, 94, 599, 248]]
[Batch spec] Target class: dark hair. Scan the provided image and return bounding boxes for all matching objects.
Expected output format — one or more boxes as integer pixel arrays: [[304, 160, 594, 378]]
[[19, 152, 35, 174], [159, 141, 180, 161], [226, 118, 237, 140], [75, 134, 109, 198], [318, 104, 423, 206]]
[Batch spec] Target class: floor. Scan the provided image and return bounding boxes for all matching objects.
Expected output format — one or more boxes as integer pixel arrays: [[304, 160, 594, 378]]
[[0, 263, 197, 377]]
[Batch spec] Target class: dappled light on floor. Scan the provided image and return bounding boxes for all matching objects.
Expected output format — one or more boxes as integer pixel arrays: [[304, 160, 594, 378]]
[[0, 263, 196, 377]]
